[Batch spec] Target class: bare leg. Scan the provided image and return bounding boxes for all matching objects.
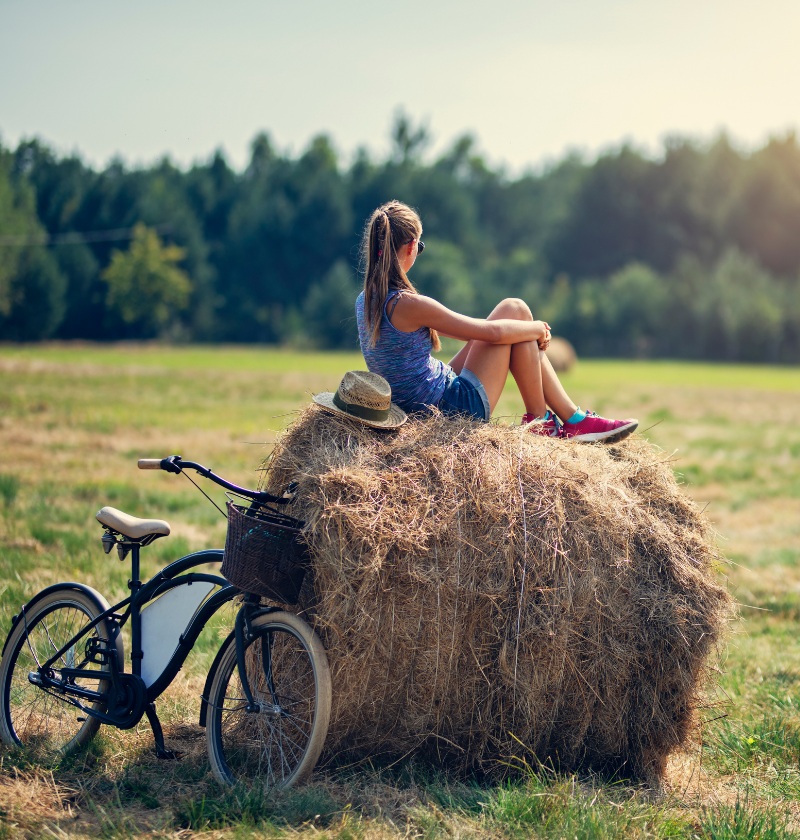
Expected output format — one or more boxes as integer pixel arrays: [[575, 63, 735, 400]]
[[540, 352, 578, 421], [461, 340, 520, 412], [454, 298, 579, 420], [448, 341, 472, 375]]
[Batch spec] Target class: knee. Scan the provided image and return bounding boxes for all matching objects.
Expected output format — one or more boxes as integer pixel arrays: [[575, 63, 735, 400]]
[[497, 298, 532, 321]]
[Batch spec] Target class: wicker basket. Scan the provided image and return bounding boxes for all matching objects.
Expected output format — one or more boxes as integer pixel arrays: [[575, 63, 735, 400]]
[[221, 500, 309, 604]]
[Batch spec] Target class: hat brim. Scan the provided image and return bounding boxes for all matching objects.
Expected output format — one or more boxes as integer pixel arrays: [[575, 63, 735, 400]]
[[312, 392, 407, 429]]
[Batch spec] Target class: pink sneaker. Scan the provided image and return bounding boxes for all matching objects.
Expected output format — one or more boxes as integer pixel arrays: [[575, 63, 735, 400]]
[[522, 411, 562, 438], [561, 411, 638, 443]]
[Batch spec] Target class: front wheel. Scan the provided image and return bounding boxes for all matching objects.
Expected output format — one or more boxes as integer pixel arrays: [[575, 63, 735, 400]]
[[205, 611, 331, 790], [0, 587, 121, 757]]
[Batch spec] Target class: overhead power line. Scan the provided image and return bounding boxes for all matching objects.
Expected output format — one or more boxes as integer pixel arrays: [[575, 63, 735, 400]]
[[0, 223, 172, 247]]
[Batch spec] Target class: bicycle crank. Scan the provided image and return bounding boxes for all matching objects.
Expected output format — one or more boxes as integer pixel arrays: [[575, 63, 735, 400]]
[[104, 673, 147, 729]]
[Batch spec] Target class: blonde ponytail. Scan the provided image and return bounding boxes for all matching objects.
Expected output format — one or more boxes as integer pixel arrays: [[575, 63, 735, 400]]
[[361, 200, 440, 351]]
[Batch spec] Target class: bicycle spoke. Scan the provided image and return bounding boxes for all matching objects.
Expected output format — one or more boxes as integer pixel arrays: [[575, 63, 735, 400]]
[[211, 621, 324, 790], [5, 599, 106, 754]]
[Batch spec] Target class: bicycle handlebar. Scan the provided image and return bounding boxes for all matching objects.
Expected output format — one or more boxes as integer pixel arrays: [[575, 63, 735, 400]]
[[138, 455, 293, 505]]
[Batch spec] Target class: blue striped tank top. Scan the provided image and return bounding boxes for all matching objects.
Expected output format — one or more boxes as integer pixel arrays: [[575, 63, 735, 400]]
[[355, 290, 453, 412]]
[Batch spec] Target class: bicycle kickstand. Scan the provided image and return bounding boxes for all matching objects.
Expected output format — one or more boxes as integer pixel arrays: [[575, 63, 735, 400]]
[[145, 703, 180, 760]]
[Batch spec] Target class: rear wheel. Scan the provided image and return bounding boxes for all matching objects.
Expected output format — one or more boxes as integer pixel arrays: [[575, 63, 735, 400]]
[[206, 611, 331, 790], [0, 588, 120, 756]]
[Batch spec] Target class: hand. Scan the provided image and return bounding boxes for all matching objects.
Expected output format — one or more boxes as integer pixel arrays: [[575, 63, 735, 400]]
[[536, 321, 551, 350]]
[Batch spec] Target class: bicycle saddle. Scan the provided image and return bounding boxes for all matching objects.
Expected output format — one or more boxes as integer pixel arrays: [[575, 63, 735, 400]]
[[95, 506, 171, 540]]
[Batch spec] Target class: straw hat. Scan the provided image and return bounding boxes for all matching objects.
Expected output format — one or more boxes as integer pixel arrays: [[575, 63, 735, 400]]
[[313, 371, 407, 429]]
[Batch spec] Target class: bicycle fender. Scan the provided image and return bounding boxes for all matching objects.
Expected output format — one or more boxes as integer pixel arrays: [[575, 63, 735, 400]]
[[199, 628, 235, 728], [3, 582, 122, 659]]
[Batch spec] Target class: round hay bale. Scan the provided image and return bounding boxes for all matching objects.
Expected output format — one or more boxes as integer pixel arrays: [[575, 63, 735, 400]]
[[545, 336, 577, 372], [261, 408, 733, 782]]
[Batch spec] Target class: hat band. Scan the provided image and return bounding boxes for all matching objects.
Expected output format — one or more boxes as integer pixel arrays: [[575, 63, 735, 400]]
[[333, 390, 390, 422]]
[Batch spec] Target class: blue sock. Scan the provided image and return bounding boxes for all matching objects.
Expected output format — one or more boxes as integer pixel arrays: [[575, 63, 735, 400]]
[[567, 408, 587, 424]]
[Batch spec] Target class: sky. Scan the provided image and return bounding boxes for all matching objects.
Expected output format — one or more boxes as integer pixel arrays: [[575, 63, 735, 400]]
[[1, 0, 799, 173]]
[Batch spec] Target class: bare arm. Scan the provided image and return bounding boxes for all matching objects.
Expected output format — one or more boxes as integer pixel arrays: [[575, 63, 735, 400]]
[[392, 294, 548, 345]]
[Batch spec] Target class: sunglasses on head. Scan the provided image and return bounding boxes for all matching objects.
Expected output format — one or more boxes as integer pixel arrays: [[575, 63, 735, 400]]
[[404, 239, 425, 253]]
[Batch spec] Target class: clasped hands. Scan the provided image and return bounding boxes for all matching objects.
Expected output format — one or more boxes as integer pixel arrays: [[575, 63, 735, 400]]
[[536, 321, 551, 350]]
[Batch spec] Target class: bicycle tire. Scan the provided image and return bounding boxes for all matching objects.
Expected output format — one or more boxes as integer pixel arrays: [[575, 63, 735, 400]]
[[205, 610, 331, 790], [0, 587, 121, 756]]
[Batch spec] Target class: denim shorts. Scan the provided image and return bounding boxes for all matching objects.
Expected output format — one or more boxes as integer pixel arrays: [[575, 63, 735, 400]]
[[436, 368, 490, 422]]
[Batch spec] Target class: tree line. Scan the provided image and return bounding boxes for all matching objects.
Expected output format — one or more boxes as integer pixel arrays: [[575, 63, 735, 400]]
[[1, 118, 799, 362]]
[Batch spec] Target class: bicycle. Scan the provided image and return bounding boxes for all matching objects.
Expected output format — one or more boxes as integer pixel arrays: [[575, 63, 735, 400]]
[[0, 455, 331, 791]]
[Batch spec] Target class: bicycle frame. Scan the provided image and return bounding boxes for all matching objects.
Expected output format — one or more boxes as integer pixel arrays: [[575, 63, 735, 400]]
[[11, 454, 297, 757], [25, 548, 234, 722]]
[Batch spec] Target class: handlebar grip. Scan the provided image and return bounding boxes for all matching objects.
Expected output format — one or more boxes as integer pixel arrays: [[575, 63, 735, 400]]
[[138, 459, 163, 470]]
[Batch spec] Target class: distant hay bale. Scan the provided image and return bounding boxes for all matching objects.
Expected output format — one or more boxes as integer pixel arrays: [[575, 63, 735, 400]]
[[261, 407, 733, 782], [545, 336, 577, 372]]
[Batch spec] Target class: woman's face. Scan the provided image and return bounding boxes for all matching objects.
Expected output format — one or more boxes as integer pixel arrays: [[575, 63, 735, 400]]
[[398, 228, 422, 274]]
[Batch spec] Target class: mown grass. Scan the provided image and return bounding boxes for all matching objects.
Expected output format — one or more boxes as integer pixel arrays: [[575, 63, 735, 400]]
[[0, 343, 799, 838]]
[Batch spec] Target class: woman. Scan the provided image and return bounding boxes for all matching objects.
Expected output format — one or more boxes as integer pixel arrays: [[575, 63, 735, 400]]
[[355, 200, 637, 442]]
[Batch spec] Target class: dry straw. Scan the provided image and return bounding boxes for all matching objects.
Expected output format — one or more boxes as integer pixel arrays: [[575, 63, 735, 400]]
[[260, 406, 734, 782]]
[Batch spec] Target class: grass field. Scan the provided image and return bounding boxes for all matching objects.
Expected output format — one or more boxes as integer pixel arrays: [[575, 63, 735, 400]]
[[0, 343, 799, 839]]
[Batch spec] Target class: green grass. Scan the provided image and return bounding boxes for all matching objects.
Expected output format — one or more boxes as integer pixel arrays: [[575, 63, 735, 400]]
[[698, 798, 796, 839], [0, 343, 799, 838], [0, 342, 363, 374]]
